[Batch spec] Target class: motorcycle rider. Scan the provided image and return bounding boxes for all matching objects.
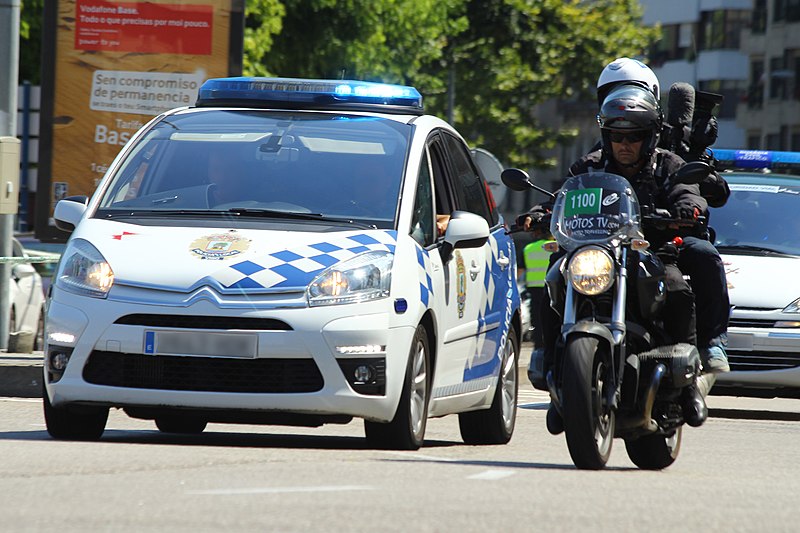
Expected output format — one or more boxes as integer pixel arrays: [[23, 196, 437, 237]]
[[524, 84, 710, 427], [579, 57, 731, 373]]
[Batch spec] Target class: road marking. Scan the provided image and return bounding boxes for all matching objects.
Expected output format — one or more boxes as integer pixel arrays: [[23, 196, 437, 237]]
[[467, 469, 516, 481], [1, 398, 41, 403], [379, 450, 458, 462], [186, 485, 374, 496]]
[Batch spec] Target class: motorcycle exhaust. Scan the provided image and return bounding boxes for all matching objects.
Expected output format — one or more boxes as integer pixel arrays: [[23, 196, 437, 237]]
[[618, 362, 666, 432]]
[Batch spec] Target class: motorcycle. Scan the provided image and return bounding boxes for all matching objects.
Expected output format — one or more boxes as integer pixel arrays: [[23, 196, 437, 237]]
[[503, 163, 712, 470]]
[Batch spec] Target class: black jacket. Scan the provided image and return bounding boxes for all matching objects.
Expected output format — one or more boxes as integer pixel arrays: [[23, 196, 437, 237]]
[[568, 148, 708, 245]]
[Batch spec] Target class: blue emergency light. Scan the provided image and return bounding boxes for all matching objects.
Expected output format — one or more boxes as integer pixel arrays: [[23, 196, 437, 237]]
[[196, 77, 424, 114], [714, 148, 800, 173]]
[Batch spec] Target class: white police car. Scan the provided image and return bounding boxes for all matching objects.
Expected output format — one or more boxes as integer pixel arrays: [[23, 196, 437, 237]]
[[44, 78, 521, 449], [710, 149, 800, 397]]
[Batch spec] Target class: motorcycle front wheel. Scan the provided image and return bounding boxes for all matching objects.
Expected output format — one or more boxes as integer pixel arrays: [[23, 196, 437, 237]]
[[562, 334, 615, 470], [624, 426, 682, 470]]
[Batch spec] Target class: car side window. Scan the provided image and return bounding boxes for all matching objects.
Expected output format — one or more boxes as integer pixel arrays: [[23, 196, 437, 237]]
[[428, 135, 456, 239], [442, 133, 497, 226], [410, 149, 436, 247]]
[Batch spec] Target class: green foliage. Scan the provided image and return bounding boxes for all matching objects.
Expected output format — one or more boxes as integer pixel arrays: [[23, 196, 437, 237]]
[[243, 0, 285, 76], [251, 0, 657, 169], [19, 0, 43, 84]]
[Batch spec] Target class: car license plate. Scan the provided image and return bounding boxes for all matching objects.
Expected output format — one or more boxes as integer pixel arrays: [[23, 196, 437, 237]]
[[144, 330, 257, 358], [727, 332, 753, 350]]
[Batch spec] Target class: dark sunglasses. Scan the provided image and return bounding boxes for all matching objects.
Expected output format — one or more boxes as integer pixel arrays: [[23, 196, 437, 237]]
[[607, 130, 647, 143]]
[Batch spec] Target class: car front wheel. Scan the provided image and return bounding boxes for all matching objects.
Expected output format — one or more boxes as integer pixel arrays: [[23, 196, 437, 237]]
[[364, 324, 430, 450], [43, 386, 108, 441]]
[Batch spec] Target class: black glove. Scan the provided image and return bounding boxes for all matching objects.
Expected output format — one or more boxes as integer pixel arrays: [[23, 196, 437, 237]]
[[656, 242, 679, 264], [671, 201, 700, 221], [690, 115, 718, 152], [699, 171, 730, 208], [517, 202, 552, 228]]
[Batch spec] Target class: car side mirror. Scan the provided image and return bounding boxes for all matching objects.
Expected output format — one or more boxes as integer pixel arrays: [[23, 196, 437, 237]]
[[440, 211, 490, 263], [53, 195, 89, 233]]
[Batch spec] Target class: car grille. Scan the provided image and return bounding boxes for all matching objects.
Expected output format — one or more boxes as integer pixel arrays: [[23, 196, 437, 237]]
[[728, 350, 800, 372], [114, 314, 292, 330], [729, 318, 777, 328], [83, 351, 323, 393]]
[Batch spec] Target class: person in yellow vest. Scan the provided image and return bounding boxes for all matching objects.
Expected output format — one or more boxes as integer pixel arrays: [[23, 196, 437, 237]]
[[523, 234, 554, 347]]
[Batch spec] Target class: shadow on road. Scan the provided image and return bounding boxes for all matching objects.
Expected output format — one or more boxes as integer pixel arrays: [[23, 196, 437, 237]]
[[380, 456, 636, 472], [0, 428, 465, 450], [709, 408, 800, 422]]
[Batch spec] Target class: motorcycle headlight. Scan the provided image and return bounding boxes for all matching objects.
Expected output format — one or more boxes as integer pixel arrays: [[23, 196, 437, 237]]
[[307, 251, 393, 306], [55, 239, 114, 298], [568, 247, 614, 296]]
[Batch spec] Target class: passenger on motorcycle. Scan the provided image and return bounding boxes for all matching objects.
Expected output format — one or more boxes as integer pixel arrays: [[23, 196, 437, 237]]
[[598, 58, 731, 373], [522, 84, 712, 426]]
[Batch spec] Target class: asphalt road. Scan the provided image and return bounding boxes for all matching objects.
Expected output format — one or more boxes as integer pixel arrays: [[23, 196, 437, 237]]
[[1, 346, 800, 532]]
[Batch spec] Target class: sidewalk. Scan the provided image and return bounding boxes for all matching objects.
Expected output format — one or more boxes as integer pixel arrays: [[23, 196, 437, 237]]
[[0, 351, 43, 398]]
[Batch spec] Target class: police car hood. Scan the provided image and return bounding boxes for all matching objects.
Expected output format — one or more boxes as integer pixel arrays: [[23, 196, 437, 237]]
[[74, 220, 397, 292], [722, 252, 800, 309]]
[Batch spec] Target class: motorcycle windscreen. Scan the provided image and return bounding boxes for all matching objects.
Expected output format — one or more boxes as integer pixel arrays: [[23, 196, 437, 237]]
[[550, 172, 642, 249]]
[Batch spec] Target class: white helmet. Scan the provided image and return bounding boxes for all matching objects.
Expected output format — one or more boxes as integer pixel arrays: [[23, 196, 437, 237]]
[[596, 57, 660, 105]]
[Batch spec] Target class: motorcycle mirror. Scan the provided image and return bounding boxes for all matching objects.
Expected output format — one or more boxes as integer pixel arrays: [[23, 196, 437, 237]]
[[501, 168, 557, 199], [501, 168, 533, 191], [670, 161, 711, 186]]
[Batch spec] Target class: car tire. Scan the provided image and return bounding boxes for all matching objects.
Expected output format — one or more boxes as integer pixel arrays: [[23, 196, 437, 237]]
[[458, 324, 519, 445], [155, 416, 208, 434], [364, 324, 430, 450], [43, 385, 108, 441]]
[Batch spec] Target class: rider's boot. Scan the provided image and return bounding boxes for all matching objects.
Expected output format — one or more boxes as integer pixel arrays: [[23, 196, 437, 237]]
[[681, 380, 708, 427]]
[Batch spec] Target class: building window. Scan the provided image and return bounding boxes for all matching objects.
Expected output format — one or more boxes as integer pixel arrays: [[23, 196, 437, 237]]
[[699, 10, 749, 50], [697, 80, 746, 119], [650, 23, 695, 65], [748, 59, 765, 109], [770, 56, 790, 100], [747, 132, 761, 150], [775, 0, 800, 22], [791, 129, 800, 150], [752, 0, 767, 33], [766, 133, 782, 150]]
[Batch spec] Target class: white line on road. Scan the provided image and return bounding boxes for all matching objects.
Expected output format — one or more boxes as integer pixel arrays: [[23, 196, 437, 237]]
[[467, 469, 516, 481], [186, 485, 374, 496]]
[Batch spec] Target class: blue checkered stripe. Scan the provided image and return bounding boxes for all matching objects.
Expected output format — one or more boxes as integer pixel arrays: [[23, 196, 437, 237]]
[[415, 245, 434, 307], [213, 231, 397, 291], [464, 233, 512, 381]]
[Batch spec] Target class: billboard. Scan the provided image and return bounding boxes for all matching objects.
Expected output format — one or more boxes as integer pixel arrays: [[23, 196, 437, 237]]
[[36, 0, 244, 241]]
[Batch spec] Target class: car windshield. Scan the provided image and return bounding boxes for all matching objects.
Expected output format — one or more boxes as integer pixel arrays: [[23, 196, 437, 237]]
[[711, 180, 800, 256], [550, 172, 642, 249], [95, 109, 411, 228]]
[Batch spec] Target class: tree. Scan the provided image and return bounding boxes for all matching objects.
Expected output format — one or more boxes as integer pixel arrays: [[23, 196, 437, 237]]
[[19, 0, 43, 84], [256, 0, 657, 169]]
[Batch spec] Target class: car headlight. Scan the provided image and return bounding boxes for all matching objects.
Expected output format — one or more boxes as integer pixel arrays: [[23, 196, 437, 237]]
[[55, 238, 114, 298], [783, 298, 800, 314], [307, 251, 393, 307], [568, 247, 614, 296]]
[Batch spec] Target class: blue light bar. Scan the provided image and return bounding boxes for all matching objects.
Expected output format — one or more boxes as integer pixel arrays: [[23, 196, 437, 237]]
[[714, 149, 800, 172], [196, 77, 423, 114]]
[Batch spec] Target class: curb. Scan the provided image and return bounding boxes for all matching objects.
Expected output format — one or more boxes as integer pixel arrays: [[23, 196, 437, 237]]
[[0, 353, 43, 398]]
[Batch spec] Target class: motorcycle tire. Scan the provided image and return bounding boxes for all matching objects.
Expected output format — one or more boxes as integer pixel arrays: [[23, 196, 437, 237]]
[[562, 333, 615, 470], [624, 427, 682, 470]]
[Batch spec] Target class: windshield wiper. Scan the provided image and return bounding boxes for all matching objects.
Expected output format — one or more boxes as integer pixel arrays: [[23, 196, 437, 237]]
[[716, 244, 791, 255], [227, 208, 326, 220], [227, 208, 376, 228]]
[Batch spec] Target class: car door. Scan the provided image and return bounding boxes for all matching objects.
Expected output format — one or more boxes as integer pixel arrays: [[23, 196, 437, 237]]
[[421, 133, 496, 395], [439, 133, 515, 389]]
